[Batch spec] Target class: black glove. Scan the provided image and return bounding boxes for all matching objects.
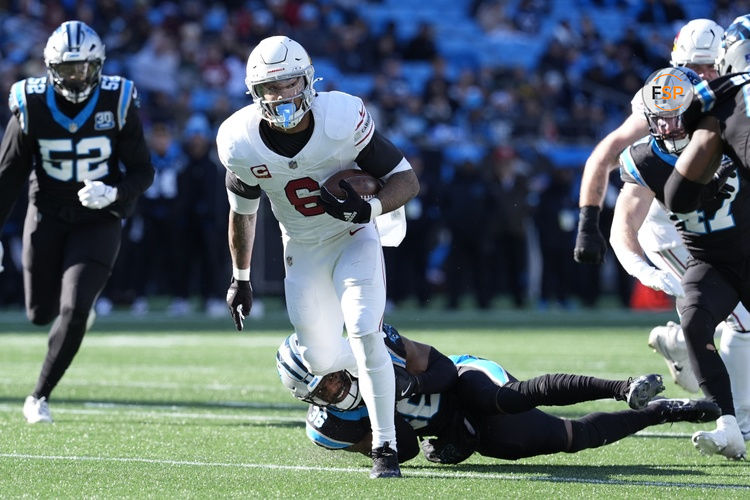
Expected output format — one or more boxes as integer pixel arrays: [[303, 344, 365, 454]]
[[226, 278, 252, 331], [394, 365, 422, 400], [573, 205, 606, 264], [419, 413, 478, 465], [318, 180, 372, 223], [702, 157, 737, 202]]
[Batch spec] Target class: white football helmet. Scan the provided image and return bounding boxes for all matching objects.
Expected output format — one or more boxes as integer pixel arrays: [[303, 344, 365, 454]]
[[44, 20, 105, 103], [670, 19, 724, 66], [715, 15, 750, 75], [245, 36, 318, 129], [276, 334, 362, 410]]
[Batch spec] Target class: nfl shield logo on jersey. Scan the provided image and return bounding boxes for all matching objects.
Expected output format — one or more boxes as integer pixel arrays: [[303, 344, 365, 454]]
[[94, 111, 115, 130]]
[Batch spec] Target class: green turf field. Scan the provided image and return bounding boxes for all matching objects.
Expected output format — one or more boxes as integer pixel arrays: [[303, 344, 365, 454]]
[[1, 306, 748, 498]]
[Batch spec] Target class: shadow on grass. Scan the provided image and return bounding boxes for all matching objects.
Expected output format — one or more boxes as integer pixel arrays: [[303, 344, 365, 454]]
[[411, 462, 750, 489]]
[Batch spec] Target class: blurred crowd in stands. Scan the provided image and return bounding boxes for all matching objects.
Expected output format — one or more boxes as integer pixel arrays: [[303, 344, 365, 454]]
[[0, 0, 745, 315]]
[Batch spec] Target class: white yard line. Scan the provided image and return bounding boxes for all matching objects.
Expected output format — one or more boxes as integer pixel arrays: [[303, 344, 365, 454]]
[[0, 453, 746, 490]]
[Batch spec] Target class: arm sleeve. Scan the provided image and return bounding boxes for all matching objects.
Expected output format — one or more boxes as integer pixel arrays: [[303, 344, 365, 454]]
[[354, 129, 405, 179], [225, 170, 261, 198], [663, 169, 709, 213], [0, 115, 33, 232], [414, 347, 459, 395], [114, 104, 154, 205]]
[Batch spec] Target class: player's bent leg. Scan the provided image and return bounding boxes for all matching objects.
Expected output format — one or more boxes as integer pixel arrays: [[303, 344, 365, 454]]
[[486, 373, 663, 413], [719, 328, 750, 440], [22, 204, 64, 325], [30, 260, 111, 403], [680, 305, 736, 415]]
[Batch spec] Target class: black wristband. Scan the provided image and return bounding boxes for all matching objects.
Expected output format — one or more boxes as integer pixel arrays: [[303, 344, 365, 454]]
[[578, 205, 601, 231]]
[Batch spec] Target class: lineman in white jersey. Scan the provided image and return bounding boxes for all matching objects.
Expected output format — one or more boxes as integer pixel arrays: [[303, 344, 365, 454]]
[[216, 36, 419, 478]]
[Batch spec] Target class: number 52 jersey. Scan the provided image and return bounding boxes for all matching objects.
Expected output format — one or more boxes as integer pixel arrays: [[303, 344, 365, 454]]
[[619, 138, 750, 263], [0, 75, 153, 228]]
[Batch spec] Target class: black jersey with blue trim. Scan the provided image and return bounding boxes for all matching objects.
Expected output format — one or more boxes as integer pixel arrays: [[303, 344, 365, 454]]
[[0, 75, 153, 230], [691, 73, 750, 172], [620, 138, 750, 263], [305, 324, 458, 449]]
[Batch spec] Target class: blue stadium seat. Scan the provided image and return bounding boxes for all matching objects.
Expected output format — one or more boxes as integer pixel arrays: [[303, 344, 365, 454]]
[[537, 143, 594, 168], [337, 73, 375, 97], [400, 61, 434, 94]]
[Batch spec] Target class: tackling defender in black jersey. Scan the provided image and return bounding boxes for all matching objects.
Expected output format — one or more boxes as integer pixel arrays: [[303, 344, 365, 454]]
[[614, 62, 750, 458], [0, 21, 153, 423], [277, 324, 719, 465]]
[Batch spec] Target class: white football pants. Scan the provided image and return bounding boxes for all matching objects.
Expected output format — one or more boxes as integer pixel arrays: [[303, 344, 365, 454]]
[[283, 223, 396, 449]]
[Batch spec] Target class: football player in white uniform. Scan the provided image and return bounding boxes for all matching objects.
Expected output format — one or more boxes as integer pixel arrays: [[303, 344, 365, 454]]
[[216, 36, 419, 478]]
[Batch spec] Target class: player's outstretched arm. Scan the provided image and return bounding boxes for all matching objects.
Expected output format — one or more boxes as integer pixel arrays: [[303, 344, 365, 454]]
[[575, 113, 649, 264], [610, 183, 684, 297], [664, 115, 723, 212]]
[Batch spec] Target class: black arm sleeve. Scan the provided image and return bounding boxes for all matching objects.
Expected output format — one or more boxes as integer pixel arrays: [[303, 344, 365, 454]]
[[354, 129, 404, 178], [664, 169, 709, 213], [0, 115, 33, 233], [225, 170, 261, 199], [114, 104, 154, 206], [415, 347, 459, 395]]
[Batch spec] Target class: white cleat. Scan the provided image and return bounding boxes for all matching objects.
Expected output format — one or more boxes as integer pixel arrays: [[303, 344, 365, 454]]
[[23, 395, 53, 424], [692, 415, 746, 460], [737, 408, 750, 441], [648, 321, 700, 393]]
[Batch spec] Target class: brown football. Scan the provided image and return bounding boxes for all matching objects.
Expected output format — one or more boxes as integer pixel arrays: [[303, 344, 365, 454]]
[[322, 169, 382, 200]]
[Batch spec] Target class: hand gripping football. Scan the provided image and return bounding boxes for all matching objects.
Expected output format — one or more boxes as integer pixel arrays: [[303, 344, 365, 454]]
[[321, 169, 382, 201]]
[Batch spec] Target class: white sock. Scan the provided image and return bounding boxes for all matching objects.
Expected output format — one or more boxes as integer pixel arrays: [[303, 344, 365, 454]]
[[349, 331, 397, 450]]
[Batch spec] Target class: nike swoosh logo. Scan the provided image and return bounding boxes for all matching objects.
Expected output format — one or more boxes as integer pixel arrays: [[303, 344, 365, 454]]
[[400, 384, 412, 398], [349, 227, 364, 236]]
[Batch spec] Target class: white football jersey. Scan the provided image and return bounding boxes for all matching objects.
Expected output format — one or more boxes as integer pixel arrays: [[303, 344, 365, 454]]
[[217, 91, 376, 244], [637, 199, 682, 252]]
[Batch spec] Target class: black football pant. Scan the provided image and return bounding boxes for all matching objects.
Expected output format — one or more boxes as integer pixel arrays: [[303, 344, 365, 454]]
[[456, 368, 663, 459], [22, 205, 121, 399], [678, 258, 750, 416]]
